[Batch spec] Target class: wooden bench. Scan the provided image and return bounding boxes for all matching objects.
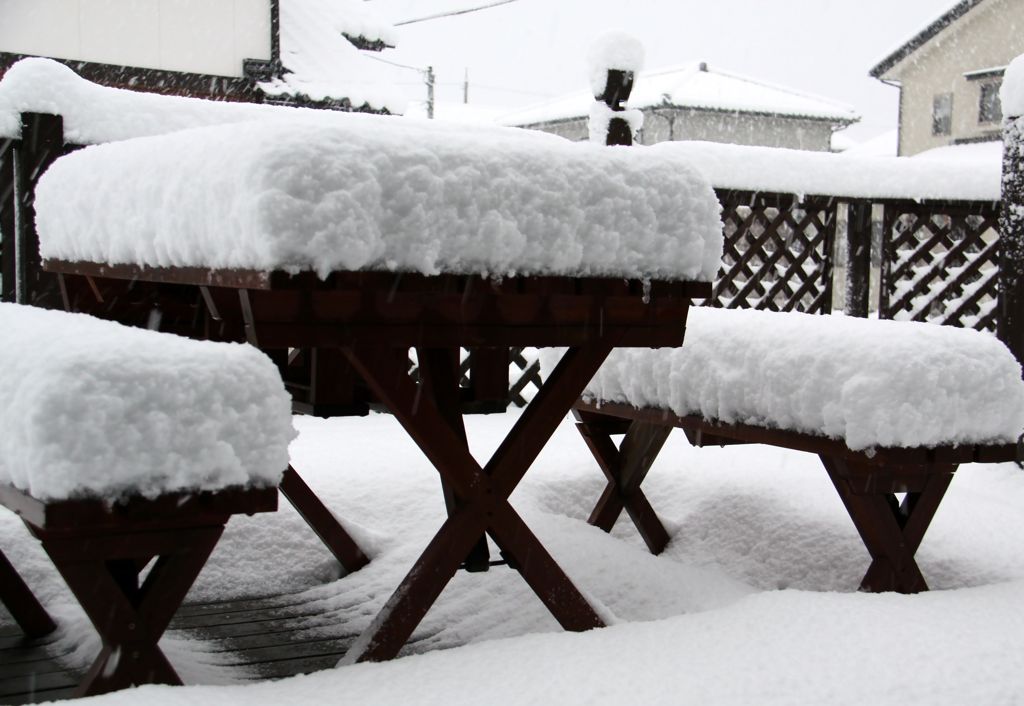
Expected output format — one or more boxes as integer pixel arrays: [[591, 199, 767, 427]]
[[0, 303, 293, 695], [572, 307, 1024, 594]]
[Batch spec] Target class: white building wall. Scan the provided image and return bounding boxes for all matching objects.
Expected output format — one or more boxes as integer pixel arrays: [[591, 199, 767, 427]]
[[0, 0, 272, 77]]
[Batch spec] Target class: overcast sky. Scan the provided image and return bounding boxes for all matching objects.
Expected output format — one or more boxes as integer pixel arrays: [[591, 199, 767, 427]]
[[373, 0, 957, 141]]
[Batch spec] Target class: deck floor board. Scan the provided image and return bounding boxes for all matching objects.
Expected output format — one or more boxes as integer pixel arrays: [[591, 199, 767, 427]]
[[0, 594, 369, 704]]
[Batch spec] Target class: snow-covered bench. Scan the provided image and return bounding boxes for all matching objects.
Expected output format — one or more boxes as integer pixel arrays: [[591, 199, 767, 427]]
[[573, 307, 1024, 593], [0, 303, 295, 696]]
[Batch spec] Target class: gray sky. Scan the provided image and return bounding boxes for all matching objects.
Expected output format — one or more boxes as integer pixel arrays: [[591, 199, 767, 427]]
[[375, 0, 957, 141]]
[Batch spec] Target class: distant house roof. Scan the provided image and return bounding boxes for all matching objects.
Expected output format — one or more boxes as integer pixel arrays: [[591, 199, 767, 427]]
[[259, 0, 408, 113], [869, 0, 985, 78], [501, 62, 859, 127]]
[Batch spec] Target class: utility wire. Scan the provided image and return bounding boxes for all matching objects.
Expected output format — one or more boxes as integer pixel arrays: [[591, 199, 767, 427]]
[[394, 0, 520, 27]]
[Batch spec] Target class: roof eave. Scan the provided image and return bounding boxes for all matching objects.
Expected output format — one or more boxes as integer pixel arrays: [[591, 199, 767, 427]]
[[869, 0, 984, 79]]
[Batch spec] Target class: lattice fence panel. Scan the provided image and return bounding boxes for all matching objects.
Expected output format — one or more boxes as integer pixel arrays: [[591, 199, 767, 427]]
[[879, 201, 1001, 332], [706, 191, 837, 314]]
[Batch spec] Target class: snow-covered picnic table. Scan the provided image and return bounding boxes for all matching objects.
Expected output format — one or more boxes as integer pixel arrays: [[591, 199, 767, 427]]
[[27, 95, 724, 665]]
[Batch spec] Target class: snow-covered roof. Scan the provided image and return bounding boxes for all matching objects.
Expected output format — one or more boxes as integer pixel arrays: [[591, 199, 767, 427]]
[[35, 118, 724, 282], [585, 306, 1024, 450], [869, 0, 984, 78], [501, 63, 859, 127], [0, 303, 294, 501], [838, 129, 899, 157], [260, 0, 407, 112]]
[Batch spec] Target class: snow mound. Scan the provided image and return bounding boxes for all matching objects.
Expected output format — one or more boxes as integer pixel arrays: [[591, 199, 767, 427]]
[[651, 140, 1001, 202], [0, 304, 295, 501], [587, 31, 645, 97], [35, 119, 724, 280], [586, 307, 1024, 450]]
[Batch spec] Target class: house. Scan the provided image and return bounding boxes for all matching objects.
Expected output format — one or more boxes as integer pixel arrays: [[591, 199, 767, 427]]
[[502, 62, 859, 152], [0, 0, 408, 113], [870, 0, 1024, 156]]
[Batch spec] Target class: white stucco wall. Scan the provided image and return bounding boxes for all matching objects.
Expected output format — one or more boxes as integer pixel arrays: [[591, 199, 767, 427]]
[[882, 0, 1024, 155], [524, 107, 838, 152], [0, 0, 272, 77]]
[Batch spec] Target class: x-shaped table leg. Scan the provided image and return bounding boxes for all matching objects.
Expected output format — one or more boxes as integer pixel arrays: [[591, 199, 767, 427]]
[[340, 341, 618, 663], [0, 547, 56, 638], [821, 455, 956, 593], [29, 524, 224, 695], [574, 416, 673, 554]]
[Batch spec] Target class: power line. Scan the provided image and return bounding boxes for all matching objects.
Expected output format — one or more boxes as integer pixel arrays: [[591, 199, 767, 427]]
[[394, 0, 520, 27]]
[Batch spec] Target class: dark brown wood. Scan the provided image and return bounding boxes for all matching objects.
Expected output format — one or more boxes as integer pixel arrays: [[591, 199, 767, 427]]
[[0, 549, 56, 638], [711, 191, 836, 314], [573, 400, 1007, 592], [278, 467, 370, 575], [821, 455, 955, 593], [0, 485, 278, 696], [845, 200, 872, 317], [14, 114, 67, 308], [0, 138, 14, 304], [880, 199, 1001, 332], [573, 400, 1018, 466], [0, 483, 278, 531], [417, 347, 491, 572], [44, 259, 273, 290], [574, 416, 672, 553], [339, 340, 619, 663]]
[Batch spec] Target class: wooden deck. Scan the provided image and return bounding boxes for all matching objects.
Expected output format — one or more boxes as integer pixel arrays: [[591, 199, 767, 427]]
[[0, 595, 367, 705]]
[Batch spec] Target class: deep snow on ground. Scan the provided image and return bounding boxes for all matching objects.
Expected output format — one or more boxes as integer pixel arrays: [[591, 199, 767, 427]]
[[5, 410, 1024, 704]]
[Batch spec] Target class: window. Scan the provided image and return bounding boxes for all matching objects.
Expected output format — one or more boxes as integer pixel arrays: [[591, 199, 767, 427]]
[[979, 80, 1003, 123], [932, 93, 953, 136]]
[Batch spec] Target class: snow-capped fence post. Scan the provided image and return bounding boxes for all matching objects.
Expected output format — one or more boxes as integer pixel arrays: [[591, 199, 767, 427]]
[[998, 57, 1024, 367], [12, 112, 64, 306], [845, 201, 872, 317], [587, 32, 645, 146]]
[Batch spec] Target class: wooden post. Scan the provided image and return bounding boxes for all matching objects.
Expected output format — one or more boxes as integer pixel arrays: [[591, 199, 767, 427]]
[[594, 68, 635, 146], [14, 112, 65, 307], [845, 200, 872, 318], [999, 106, 1024, 366], [1, 138, 14, 303]]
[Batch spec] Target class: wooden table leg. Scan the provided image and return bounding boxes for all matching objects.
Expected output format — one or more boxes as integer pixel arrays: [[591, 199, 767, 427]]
[[417, 346, 491, 573], [574, 414, 673, 554], [0, 547, 56, 638], [821, 455, 956, 593], [29, 524, 224, 696], [279, 466, 370, 575], [341, 341, 617, 663]]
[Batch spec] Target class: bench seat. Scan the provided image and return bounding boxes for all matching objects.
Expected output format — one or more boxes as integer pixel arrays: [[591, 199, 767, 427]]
[[573, 307, 1024, 593], [0, 303, 294, 695]]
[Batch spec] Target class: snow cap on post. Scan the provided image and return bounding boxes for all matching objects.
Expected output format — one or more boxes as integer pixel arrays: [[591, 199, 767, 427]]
[[586, 31, 645, 146], [1001, 54, 1024, 119]]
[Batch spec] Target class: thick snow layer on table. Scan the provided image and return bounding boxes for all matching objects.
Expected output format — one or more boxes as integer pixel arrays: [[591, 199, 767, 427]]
[[585, 307, 1024, 450], [649, 140, 1001, 201], [0, 304, 294, 501], [36, 119, 724, 281], [10, 411, 1024, 705], [586, 31, 645, 96]]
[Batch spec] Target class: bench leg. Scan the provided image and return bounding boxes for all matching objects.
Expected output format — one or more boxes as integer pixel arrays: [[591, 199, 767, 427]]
[[575, 415, 673, 554], [0, 547, 56, 638], [279, 466, 370, 575], [821, 455, 955, 593], [28, 524, 224, 696]]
